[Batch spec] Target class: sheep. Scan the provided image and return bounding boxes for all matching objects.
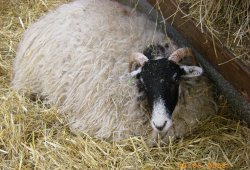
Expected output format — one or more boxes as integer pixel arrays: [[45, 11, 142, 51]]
[[12, 0, 168, 141], [12, 0, 216, 143]]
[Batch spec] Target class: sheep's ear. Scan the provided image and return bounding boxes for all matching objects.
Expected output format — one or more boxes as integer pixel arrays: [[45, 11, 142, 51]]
[[180, 66, 203, 78], [119, 67, 142, 80]]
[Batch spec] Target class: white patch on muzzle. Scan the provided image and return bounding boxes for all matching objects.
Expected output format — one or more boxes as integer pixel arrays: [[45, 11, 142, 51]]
[[151, 98, 173, 133]]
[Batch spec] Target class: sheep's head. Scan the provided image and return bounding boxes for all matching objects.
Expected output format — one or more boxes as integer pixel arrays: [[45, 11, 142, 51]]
[[121, 46, 203, 135]]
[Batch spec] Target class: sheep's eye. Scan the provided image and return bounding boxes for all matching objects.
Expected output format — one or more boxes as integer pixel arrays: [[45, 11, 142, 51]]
[[172, 73, 179, 82]]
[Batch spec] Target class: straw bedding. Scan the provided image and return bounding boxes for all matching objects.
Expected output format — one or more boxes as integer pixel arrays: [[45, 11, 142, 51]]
[[0, 0, 249, 169], [177, 0, 250, 66]]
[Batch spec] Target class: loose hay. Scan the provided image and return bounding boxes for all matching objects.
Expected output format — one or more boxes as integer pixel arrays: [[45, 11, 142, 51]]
[[176, 0, 250, 66], [0, 0, 249, 169]]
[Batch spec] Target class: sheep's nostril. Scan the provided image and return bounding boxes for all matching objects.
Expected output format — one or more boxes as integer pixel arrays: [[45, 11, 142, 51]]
[[153, 121, 167, 131]]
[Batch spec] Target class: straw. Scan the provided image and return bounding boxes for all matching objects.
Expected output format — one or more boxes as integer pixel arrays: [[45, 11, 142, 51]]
[[176, 0, 249, 66]]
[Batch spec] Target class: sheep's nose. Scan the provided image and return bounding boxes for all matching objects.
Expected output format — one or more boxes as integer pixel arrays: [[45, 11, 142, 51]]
[[153, 121, 167, 131]]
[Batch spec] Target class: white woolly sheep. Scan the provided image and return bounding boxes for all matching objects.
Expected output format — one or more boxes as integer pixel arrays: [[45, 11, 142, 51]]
[[12, 0, 216, 142]]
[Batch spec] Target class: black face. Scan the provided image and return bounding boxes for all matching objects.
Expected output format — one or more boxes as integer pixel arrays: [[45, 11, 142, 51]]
[[139, 58, 185, 115]]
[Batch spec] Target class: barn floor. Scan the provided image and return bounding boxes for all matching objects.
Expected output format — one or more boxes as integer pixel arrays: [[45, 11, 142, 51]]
[[0, 0, 249, 169]]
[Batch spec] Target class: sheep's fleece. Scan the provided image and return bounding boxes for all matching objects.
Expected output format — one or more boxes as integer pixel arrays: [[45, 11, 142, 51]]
[[12, 0, 215, 141]]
